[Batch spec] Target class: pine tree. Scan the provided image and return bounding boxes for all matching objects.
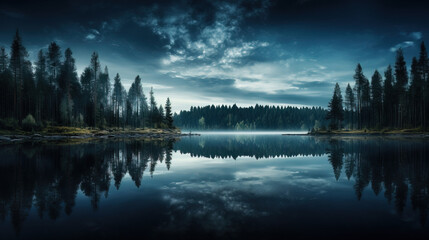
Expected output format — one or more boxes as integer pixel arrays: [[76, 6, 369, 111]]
[[80, 67, 92, 125], [47, 42, 61, 83], [345, 83, 355, 129], [353, 64, 366, 129], [0, 46, 11, 118], [326, 83, 343, 130], [410, 57, 423, 127], [90, 52, 100, 127], [112, 73, 123, 128], [383, 65, 395, 127], [394, 48, 408, 128], [127, 75, 144, 127], [165, 97, 173, 128], [35, 50, 48, 122], [419, 42, 429, 129], [361, 78, 371, 128], [149, 87, 157, 127], [9, 30, 28, 125], [371, 70, 383, 128], [159, 104, 165, 126], [58, 48, 78, 125]]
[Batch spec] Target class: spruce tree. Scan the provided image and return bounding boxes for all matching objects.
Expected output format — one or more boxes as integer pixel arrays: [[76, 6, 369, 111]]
[[47, 42, 61, 82], [90, 52, 100, 127], [361, 78, 371, 128], [10, 30, 28, 124], [35, 50, 48, 122], [394, 48, 408, 128], [383, 65, 395, 127], [353, 63, 366, 129], [345, 83, 355, 129], [419, 42, 429, 129], [165, 97, 173, 128], [327, 83, 343, 130], [371, 70, 383, 128], [410, 57, 423, 127], [112, 73, 123, 128]]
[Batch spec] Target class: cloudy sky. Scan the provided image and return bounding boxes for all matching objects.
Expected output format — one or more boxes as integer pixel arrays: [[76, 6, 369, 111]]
[[0, 0, 428, 112]]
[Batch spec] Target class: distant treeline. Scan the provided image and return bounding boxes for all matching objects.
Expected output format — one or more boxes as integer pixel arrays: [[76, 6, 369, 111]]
[[0, 30, 174, 130], [326, 42, 429, 130], [174, 104, 328, 130]]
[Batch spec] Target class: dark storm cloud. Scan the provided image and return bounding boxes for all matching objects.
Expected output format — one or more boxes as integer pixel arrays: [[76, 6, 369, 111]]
[[1, 0, 429, 111]]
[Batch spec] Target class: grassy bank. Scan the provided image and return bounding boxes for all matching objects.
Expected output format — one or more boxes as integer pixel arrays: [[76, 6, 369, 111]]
[[0, 126, 181, 136]]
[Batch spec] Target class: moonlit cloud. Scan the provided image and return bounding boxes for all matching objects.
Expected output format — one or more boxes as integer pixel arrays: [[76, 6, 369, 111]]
[[390, 41, 415, 52], [411, 32, 422, 40], [85, 33, 96, 40]]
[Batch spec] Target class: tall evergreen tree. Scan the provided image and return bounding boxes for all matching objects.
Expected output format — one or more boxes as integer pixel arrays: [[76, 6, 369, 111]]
[[165, 98, 173, 128], [47, 42, 61, 84], [35, 50, 48, 122], [58, 48, 78, 125], [0, 46, 12, 118], [383, 65, 395, 127], [326, 83, 343, 130], [394, 48, 408, 128], [90, 52, 100, 127], [361, 78, 371, 128], [127, 75, 144, 127], [353, 64, 366, 129], [344, 83, 355, 129], [112, 73, 123, 128], [47, 41, 61, 121], [419, 42, 429, 129], [149, 87, 158, 128], [98, 66, 110, 110], [80, 67, 92, 125], [9, 30, 28, 124], [371, 70, 383, 128], [410, 57, 423, 127]]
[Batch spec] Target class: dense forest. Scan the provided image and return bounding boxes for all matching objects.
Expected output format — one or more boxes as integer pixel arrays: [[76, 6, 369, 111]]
[[0, 30, 174, 131], [326, 42, 429, 131], [174, 104, 328, 130]]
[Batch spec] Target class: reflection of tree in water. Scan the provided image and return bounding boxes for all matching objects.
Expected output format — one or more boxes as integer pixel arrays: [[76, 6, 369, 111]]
[[175, 135, 328, 159], [2, 136, 429, 234], [326, 138, 429, 226], [0, 139, 174, 234]]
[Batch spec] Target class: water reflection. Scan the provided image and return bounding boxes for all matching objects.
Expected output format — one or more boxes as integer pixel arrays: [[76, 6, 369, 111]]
[[326, 138, 429, 225], [175, 134, 327, 158], [0, 135, 428, 237], [0, 139, 174, 234]]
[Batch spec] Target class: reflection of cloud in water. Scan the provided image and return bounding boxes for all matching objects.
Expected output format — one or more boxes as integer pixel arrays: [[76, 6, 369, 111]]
[[158, 164, 342, 233], [160, 181, 262, 234]]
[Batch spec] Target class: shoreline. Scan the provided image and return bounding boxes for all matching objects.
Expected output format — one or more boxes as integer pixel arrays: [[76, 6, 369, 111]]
[[0, 127, 200, 143], [303, 129, 429, 138]]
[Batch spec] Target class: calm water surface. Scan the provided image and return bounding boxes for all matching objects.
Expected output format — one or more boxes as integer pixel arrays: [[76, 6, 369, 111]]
[[0, 133, 429, 239]]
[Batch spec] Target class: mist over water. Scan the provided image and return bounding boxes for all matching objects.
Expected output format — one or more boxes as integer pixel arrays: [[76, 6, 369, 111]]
[[191, 131, 308, 135], [0, 134, 429, 239]]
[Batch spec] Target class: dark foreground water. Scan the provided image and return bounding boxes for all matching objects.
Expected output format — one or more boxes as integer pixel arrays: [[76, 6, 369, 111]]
[[1, 133, 429, 239]]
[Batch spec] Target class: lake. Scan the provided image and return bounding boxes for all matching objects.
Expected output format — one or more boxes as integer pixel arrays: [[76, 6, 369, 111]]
[[0, 132, 429, 239]]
